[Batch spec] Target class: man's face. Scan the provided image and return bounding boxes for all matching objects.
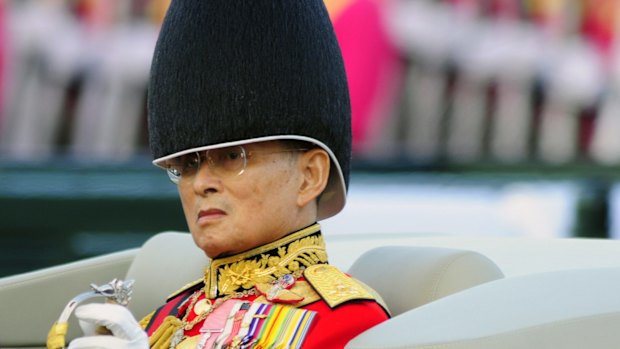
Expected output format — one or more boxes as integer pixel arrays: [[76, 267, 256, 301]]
[[177, 141, 310, 258]]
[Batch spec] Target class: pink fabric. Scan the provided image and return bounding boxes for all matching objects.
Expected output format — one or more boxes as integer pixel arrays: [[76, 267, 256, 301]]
[[196, 299, 237, 349], [0, 0, 6, 129], [580, 1, 618, 64], [330, 0, 403, 153]]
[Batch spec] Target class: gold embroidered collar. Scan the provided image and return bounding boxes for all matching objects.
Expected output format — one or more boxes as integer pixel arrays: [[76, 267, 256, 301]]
[[203, 223, 328, 298]]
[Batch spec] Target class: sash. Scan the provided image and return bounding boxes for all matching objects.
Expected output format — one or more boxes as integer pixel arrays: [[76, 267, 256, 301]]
[[144, 288, 197, 336]]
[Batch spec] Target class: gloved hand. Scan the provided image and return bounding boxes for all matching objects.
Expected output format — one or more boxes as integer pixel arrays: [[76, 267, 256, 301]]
[[67, 303, 148, 349]]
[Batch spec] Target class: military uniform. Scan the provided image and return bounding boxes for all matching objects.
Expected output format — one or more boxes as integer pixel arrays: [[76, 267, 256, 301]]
[[140, 0, 383, 347], [45, 0, 384, 348], [140, 224, 389, 349]]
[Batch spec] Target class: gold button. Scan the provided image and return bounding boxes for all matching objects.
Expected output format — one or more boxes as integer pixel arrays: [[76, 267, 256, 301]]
[[193, 299, 212, 316]]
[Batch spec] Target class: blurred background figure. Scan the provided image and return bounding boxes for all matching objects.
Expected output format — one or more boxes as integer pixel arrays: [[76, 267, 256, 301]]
[[0, 0, 6, 130], [0, 0, 174, 277], [3, 0, 620, 166], [0, 0, 166, 160], [325, 0, 405, 155], [4, 0, 620, 276]]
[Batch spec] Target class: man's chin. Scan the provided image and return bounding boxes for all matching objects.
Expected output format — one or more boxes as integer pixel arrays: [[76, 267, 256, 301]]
[[191, 234, 221, 259]]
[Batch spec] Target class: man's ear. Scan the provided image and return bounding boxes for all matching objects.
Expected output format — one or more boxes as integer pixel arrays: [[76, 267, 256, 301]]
[[297, 148, 330, 208]]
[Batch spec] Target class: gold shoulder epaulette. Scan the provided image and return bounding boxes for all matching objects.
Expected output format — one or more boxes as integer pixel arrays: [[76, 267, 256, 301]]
[[166, 278, 204, 302], [354, 278, 391, 316], [304, 264, 376, 308]]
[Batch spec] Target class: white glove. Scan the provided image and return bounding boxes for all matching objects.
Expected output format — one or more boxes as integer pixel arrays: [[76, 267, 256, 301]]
[[67, 303, 148, 349]]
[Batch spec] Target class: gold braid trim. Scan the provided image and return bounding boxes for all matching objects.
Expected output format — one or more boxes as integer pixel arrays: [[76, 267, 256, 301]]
[[149, 315, 183, 349], [217, 234, 327, 295], [205, 223, 328, 298], [304, 264, 376, 308], [46, 322, 68, 349], [139, 311, 155, 330]]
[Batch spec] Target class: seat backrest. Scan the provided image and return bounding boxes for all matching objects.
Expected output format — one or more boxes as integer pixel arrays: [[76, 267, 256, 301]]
[[348, 245, 504, 316], [125, 232, 209, 319], [0, 250, 136, 348], [346, 267, 620, 349], [126, 234, 504, 319]]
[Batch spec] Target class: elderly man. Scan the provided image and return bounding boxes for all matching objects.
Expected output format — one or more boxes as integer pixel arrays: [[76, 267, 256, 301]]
[[67, 0, 389, 348]]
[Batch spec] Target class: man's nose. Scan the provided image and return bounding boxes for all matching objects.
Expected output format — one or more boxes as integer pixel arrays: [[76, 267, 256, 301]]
[[191, 162, 222, 195]]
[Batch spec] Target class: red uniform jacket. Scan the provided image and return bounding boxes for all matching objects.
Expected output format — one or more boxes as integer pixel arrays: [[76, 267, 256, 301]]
[[141, 224, 389, 349]]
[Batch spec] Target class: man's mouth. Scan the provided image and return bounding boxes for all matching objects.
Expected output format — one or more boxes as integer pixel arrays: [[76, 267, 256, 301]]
[[197, 208, 227, 224]]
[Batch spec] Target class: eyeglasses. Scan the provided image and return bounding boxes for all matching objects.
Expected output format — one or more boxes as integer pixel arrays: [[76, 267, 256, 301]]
[[164, 145, 308, 184]]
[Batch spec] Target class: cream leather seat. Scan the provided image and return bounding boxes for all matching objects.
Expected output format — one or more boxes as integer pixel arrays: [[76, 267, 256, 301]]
[[124, 233, 505, 319], [125, 232, 208, 320], [346, 267, 620, 349], [348, 245, 504, 316], [0, 232, 505, 348]]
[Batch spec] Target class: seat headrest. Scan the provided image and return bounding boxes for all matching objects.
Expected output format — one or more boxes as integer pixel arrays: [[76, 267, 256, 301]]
[[348, 245, 504, 316], [125, 232, 208, 319]]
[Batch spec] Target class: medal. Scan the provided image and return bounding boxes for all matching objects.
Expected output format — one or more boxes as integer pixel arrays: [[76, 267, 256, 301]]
[[255, 274, 304, 304], [169, 328, 185, 349]]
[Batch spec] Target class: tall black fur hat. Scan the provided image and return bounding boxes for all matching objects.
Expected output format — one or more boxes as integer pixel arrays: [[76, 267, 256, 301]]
[[148, 0, 351, 220]]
